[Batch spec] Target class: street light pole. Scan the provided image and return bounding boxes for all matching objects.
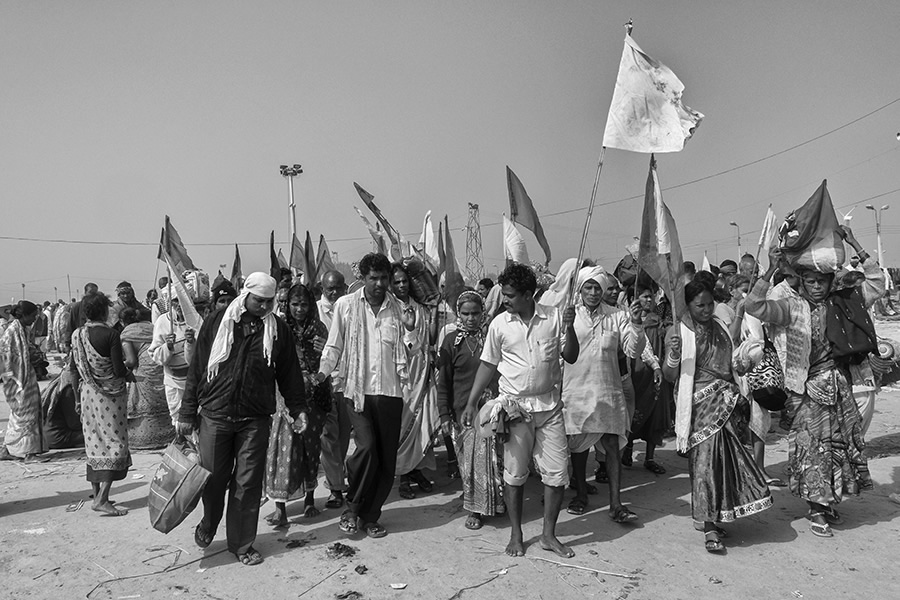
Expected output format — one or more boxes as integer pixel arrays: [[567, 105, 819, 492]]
[[729, 221, 742, 259], [865, 204, 890, 265], [21, 283, 25, 300], [279, 164, 303, 242]]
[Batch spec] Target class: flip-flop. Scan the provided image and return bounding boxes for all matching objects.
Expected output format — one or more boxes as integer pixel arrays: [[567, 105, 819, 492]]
[[338, 511, 358, 535], [398, 481, 416, 499], [236, 546, 263, 566], [194, 522, 214, 548], [644, 460, 666, 475], [704, 530, 725, 553], [807, 511, 833, 538], [765, 477, 788, 488], [325, 492, 344, 509], [566, 498, 587, 516], [594, 465, 609, 484], [363, 522, 387, 538], [464, 514, 483, 530]]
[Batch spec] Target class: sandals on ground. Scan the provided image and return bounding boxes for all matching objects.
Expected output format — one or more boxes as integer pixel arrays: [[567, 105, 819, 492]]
[[644, 460, 666, 475], [325, 492, 344, 509], [398, 480, 416, 499], [194, 522, 214, 548], [609, 505, 638, 523], [464, 513, 483, 530], [567, 498, 587, 516], [704, 531, 725, 553], [594, 464, 609, 484], [408, 470, 434, 493], [764, 477, 788, 488], [363, 522, 387, 538], [235, 546, 263, 566], [693, 521, 727, 537], [807, 511, 834, 537], [822, 506, 843, 525], [338, 511, 358, 535]]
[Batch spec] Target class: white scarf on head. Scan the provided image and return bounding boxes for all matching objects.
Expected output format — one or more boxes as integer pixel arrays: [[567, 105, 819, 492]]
[[206, 290, 277, 381]]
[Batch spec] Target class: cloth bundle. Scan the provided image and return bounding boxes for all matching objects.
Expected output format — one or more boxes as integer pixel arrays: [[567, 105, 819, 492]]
[[778, 180, 845, 273]]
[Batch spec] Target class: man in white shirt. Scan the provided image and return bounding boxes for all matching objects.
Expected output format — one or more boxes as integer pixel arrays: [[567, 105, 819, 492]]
[[316, 270, 351, 508], [316, 254, 416, 539], [462, 263, 580, 558]]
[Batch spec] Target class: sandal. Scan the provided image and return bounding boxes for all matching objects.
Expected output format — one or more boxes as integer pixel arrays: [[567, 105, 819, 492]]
[[764, 477, 788, 488], [408, 470, 434, 493], [235, 546, 264, 566], [704, 531, 725, 553], [621, 447, 633, 467], [644, 460, 666, 475], [338, 511, 358, 535], [566, 498, 587, 516], [325, 491, 344, 509], [822, 506, 843, 525], [693, 521, 727, 537], [807, 511, 833, 537], [568, 482, 598, 495], [464, 514, 483, 530], [303, 503, 320, 518], [363, 522, 387, 538], [594, 464, 609, 484], [398, 480, 416, 499], [194, 522, 214, 548], [609, 505, 639, 523]]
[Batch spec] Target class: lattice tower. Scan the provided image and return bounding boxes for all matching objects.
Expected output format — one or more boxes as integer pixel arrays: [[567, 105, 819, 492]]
[[465, 202, 485, 282]]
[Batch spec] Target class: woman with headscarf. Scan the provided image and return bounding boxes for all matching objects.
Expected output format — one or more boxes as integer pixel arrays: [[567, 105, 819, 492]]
[[120, 307, 174, 450], [436, 290, 502, 529], [664, 278, 772, 552], [70, 292, 130, 516], [745, 229, 879, 538], [1, 300, 49, 460], [563, 266, 646, 520], [264, 283, 331, 527]]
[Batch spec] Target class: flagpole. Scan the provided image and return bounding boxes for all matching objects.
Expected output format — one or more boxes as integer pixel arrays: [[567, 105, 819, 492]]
[[750, 204, 773, 287], [565, 147, 607, 307]]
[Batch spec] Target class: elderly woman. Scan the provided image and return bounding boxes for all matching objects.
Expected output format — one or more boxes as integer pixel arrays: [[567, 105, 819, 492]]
[[436, 290, 501, 530], [71, 292, 130, 516], [563, 266, 645, 520], [121, 307, 174, 450], [0, 301, 49, 460], [745, 228, 879, 538], [664, 277, 773, 552]]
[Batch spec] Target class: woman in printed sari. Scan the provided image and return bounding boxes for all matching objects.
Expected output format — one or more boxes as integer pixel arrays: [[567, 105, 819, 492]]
[[120, 307, 174, 450], [436, 290, 502, 530], [0, 301, 49, 460], [71, 292, 130, 516], [564, 267, 645, 520], [265, 283, 331, 527], [663, 278, 772, 552], [746, 230, 878, 537]]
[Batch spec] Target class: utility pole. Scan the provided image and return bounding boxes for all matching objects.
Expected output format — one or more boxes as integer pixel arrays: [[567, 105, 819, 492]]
[[866, 204, 890, 266], [67, 274, 72, 301], [465, 203, 485, 282], [21, 283, 25, 300], [729, 221, 742, 259], [279, 164, 303, 242]]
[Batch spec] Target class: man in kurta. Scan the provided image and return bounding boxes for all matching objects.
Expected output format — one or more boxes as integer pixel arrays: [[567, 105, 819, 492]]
[[463, 263, 580, 558], [176, 272, 307, 566], [316, 253, 417, 539]]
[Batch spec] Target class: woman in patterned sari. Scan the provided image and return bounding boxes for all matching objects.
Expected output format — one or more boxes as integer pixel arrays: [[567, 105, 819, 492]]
[[1, 301, 49, 460], [664, 278, 772, 552], [436, 290, 501, 530], [71, 292, 130, 517], [746, 232, 879, 537], [120, 307, 174, 450], [265, 283, 330, 527]]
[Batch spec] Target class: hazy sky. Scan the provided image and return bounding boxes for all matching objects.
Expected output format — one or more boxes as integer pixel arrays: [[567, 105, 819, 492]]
[[3, 1, 900, 303]]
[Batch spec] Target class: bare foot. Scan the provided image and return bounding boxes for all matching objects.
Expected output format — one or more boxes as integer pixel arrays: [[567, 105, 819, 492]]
[[505, 537, 525, 557], [539, 535, 574, 558], [92, 501, 128, 516], [265, 510, 288, 527], [303, 503, 320, 518]]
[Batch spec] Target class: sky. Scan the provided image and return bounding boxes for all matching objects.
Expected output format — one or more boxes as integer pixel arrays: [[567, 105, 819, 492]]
[[3, 1, 900, 303]]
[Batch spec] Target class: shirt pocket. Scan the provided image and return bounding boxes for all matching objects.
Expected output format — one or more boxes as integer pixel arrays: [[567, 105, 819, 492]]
[[535, 337, 558, 362], [377, 319, 399, 349]]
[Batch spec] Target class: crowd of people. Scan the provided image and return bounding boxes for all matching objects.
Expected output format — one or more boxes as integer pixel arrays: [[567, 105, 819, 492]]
[[0, 223, 890, 565]]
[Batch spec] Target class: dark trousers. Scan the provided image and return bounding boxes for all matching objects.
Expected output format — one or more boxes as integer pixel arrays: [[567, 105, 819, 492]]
[[197, 413, 270, 554], [346, 395, 402, 524]]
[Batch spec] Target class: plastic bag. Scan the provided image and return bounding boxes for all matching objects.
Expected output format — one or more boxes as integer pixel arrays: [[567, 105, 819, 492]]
[[148, 436, 210, 534]]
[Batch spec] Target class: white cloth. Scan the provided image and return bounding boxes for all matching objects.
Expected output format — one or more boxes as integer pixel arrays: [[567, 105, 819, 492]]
[[674, 320, 696, 453], [149, 313, 193, 390], [537, 258, 580, 312], [206, 278, 277, 381], [480, 302, 564, 413]]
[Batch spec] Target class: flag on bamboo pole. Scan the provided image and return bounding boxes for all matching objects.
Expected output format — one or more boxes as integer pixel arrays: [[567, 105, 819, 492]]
[[436, 220, 446, 276], [503, 214, 530, 264], [157, 216, 196, 274], [269, 231, 281, 280], [443, 215, 466, 305], [354, 182, 402, 260], [302, 231, 317, 283], [354, 206, 389, 255], [316, 235, 337, 277], [701, 252, 712, 273], [506, 167, 551, 264], [160, 247, 202, 331], [603, 34, 704, 153], [230, 244, 243, 290], [418, 211, 439, 264], [758, 204, 779, 260], [277, 249, 289, 270], [637, 156, 686, 321], [289, 233, 306, 274]]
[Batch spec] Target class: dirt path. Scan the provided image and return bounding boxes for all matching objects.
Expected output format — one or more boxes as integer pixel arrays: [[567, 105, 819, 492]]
[[4, 327, 900, 600]]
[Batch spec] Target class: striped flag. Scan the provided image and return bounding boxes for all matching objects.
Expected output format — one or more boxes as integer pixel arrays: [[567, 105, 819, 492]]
[[506, 167, 551, 264]]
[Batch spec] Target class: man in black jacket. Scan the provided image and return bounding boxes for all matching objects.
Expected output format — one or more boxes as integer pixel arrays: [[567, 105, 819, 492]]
[[176, 272, 306, 566]]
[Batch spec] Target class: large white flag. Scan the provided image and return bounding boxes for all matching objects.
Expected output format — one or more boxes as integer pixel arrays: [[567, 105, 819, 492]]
[[603, 34, 704, 153], [418, 210, 439, 264], [503, 214, 530, 264], [758, 204, 779, 253]]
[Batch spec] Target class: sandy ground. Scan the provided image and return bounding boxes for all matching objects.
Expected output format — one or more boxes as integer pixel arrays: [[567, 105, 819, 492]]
[[4, 325, 900, 600]]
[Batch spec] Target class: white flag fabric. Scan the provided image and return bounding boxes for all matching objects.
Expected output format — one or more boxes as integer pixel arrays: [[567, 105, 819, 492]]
[[701, 252, 712, 272], [758, 205, 778, 250], [603, 34, 704, 153], [418, 210, 440, 263], [161, 248, 203, 331], [503, 214, 530, 264]]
